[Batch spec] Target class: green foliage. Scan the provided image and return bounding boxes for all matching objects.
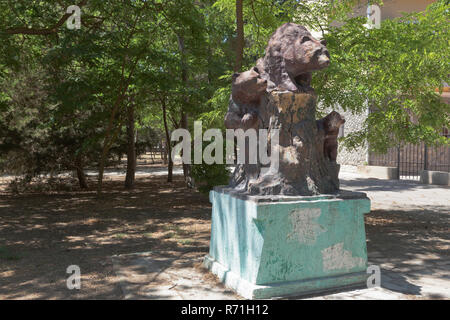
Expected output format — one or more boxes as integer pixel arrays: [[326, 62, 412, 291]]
[[0, 0, 212, 180], [191, 161, 230, 194], [190, 136, 230, 194], [204, 0, 363, 128], [313, 1, 450, 153]]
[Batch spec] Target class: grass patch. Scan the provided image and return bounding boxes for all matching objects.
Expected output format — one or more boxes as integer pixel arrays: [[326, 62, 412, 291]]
[[177, 239, 193, 245], [0, 246, 21, 261], [113, 233, 128, 239], [163, 231, 177, 239], [162, 225, 183, 233]]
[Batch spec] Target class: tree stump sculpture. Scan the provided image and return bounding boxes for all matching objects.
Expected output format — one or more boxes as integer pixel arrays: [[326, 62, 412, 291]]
[[225, 23, 345, 196]]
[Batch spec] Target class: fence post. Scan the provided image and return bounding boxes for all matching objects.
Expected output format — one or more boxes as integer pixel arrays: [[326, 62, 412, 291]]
[[396, 145, 401, 179], [424, 143, 428, 171]]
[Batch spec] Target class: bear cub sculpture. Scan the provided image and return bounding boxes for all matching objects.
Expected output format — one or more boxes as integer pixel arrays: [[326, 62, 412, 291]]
[[316, 111, 346, 162], [224, 67, 267, 131]]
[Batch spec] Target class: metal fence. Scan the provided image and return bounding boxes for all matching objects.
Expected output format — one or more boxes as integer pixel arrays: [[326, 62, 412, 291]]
[[369, 130, 450, 180]]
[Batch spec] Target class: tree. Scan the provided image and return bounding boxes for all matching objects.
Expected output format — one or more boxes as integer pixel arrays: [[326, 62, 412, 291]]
[[205, 0, 363, 126], [234, 0, 244, 72], [0, 0, 162, 191], [313, 1, 450, 152], [124, 96, 136, 189]]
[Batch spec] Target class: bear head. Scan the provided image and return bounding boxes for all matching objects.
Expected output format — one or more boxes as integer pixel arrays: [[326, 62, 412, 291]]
[[322, 111, 345, 136], [231, 67, 267, 105], [262, 23, 330, 91], [283, 26, 330, 76]]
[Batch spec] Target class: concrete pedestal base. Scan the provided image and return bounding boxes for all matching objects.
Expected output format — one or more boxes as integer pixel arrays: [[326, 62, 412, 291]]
[[420, 170, 450, 186], [357, 165, 399, 180], [204, 187, 371, 299]]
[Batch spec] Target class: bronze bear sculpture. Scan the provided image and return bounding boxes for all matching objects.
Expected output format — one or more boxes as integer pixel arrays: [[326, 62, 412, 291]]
[[256, 23, 330, 93], [224, 67, 267, 131], [224, 23, 345, 195], [316, 111, 346, 162]]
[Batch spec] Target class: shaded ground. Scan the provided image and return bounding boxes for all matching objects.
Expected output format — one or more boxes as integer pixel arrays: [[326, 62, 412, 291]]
[[0, 167, 213, 299], [0, 165, 449, 299], [339, 173, 450, 299], [111, 251, 240, 299]]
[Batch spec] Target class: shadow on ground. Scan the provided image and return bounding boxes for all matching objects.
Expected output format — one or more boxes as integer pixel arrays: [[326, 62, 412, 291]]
[[0, 174, 212, 299], [365, 209, 449, 298]]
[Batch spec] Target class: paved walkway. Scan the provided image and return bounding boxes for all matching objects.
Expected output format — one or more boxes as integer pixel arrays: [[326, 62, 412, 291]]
[[111, 168, 450, 300], [324, 170, 450, 300], [339, 168, 449, 212]]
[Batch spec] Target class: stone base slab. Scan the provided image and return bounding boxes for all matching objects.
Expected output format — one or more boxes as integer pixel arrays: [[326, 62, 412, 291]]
[[420, 170, 450, 186], [357, 165, 398, 180], [205, 188, 371, 299], [203, 255, 368, 299]]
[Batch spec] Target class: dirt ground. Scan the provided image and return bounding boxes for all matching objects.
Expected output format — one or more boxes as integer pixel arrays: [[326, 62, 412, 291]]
[[0, 164, 213, 299], [0, 162, 448, 299]]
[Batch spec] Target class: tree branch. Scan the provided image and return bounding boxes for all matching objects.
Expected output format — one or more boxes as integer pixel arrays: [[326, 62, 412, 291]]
[[4, 0, 88, 35]]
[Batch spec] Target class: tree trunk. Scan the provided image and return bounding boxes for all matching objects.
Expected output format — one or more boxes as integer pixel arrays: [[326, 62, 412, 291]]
[[75, 155, 88, 189], [162, 97, 173, 183], [230, 92, 341, 195], [177, 34, 192, 184], [125, 103, 136, 189], [162, 141, 168, 164], [167, 140, 173, 183], [180, 112, 191, 180], [234, 0, 244, 72], [97, 49, 141, 194]]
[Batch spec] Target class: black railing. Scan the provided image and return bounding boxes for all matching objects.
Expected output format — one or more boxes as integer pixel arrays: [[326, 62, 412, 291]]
[[369, 131, 450, 180]]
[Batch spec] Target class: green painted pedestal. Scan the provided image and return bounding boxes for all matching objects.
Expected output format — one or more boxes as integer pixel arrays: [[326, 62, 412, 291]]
[[203, 187, 371, 299]]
